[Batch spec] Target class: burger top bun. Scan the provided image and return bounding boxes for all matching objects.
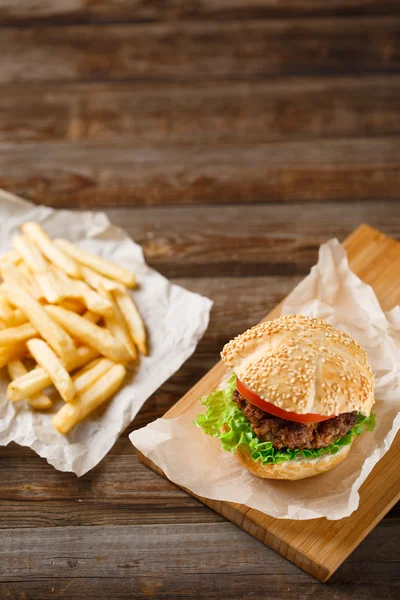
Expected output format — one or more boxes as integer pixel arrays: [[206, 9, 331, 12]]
[[221, 315, 374, 417]]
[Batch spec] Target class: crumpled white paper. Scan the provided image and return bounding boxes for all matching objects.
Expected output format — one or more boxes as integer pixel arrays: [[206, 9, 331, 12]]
[[131, 239, 400, 520], [0, 190, 212, 476]]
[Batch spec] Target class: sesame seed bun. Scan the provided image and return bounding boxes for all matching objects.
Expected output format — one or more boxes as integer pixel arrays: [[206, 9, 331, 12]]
[[221, 315, 374, 417], [235, 442, 352, 480]]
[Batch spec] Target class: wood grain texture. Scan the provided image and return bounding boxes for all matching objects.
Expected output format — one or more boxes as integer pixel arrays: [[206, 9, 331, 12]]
[[1, 1, 400, 24], [102, 202, 399, 277], [1, 76, 399, 144], [0, 436, 398, 528], [1, 140, 400, 207], [137, 225, 400, 581], [0, 521, 398, 598], [1, 576, 399, 600], [0, 18, 399, 84]]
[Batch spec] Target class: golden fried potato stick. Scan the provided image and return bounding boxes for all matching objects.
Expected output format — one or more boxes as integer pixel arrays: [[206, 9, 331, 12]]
[[53, 364, 126, 434], [17, 263, 43, 300], [46, 305, 130, 363], [0, 250, 22, 266], [0, 322, 36, 347], [113, 287, 147, 355], [48, 264, 112, 316], [13, 234, 47, 272], [4, 283, 76, 362], [72, 357, 115, 394], [81, 265, 122, 292], [0, 296, 14, 321], [0, 344, 27, 369], [55, 238, 136, 288], [72, 357, 102, 376], [74, 280, 113, 317], [59, 298, 86, 314], [12, 235, 62, 303], [81, 310, 102, 325], [1, 262, 42, 299], [50, 265, 81, 299], [7, 360, 52, 410], [35, 272, 63, 304], [7, 346, 99, 402], [0, 308, 28, 328], [99, 287, 137, 360], [21, 222, 81, 277], [27, 338, 76, 403]]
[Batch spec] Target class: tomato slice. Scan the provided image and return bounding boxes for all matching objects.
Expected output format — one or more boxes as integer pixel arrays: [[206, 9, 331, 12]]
[[236, 377, 333, 423]]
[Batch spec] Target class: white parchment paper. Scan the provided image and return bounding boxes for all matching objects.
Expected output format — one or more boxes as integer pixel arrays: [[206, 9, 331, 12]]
[[0, 190, 212, 476], [131, 239, 400, 520]]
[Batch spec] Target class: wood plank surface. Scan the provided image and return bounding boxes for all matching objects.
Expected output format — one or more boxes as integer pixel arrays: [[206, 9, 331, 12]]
[[1, 1, 400, 24], [1, 203, 397, 279], [1, 140, 400, 207], [0, 18, 399, 84], [0, 521, 398, 600], [105, 202, 399, 276], [0, 76, 399, 144]]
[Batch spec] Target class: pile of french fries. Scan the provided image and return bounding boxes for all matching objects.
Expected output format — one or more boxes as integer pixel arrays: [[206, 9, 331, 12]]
[[0, 222, 147, 434]]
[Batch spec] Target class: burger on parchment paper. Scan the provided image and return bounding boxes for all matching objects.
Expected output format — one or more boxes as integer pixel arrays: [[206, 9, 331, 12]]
[[196, 315, 376, 480]]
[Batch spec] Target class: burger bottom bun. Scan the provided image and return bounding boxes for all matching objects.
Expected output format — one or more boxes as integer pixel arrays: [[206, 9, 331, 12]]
[[235, 442, 352, 480]]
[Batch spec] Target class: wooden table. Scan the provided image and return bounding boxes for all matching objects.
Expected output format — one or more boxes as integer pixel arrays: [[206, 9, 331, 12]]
[[0, 3, 399, 599]]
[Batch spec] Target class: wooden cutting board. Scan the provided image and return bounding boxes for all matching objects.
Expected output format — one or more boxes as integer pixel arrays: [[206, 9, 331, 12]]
[[136, 224, 400, 582]]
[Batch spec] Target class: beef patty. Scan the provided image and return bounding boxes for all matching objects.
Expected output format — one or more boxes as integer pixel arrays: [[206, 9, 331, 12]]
[[232, 389, 357, 450]]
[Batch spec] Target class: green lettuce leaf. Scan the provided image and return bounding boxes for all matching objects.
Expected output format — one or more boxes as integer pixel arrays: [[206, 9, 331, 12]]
[[195, 374, 376, 465]]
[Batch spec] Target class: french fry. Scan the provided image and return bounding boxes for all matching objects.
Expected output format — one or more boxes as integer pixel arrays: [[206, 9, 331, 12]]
[[0, 322, 37, 347], [13, 235, 63, 303], [12, 235, 48, 273], [72, 357, 114, 394], [21, 222, 81, 277], [65, 345, 101, 372], [1, 262, 41, 299], [59, 298, 86, 313], [1, 308, 28, 328], [0, 250, 22, 266], [4, 283, 76, 362], [50, 265, 112, 316], [0, 296, 14, 321], [52, 364, 126, 434], [100, 287, 137, 360], [7, 360, 52, 410], [34, 272, 63, 303], [55, 238, 136, 288], [7, 346, 99, 401], [81, 265, 122, 292], [71, 306, 103, 345], [27, 338, 76, 403], [82, 310, 102, 325], [74, 280, 113, 316], [1, 221, 148, 433], [72, 357, 102, 376], [46, 305, 130, 363], [50, 266, 80, 299], [17, 263, 43, 299], [113, 287, 147, 355], [0, 344, 27, 369]]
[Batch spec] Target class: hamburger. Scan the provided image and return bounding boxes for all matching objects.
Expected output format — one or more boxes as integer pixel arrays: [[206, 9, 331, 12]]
[[196, 315, 375, 480]]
